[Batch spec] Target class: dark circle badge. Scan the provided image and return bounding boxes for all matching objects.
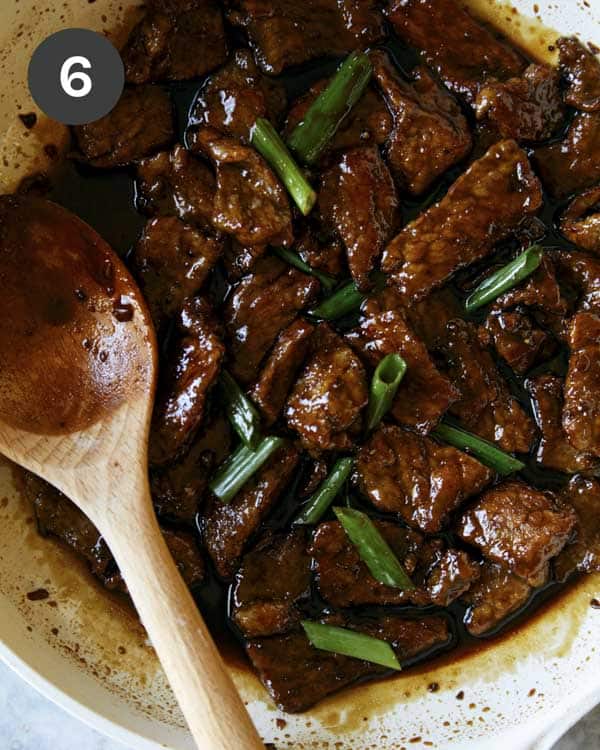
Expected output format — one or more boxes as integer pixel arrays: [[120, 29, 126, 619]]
[[28, 29, 124, 126]]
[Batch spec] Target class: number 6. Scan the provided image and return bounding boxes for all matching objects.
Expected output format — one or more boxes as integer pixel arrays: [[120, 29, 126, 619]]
[[60, 56, 92, 98]]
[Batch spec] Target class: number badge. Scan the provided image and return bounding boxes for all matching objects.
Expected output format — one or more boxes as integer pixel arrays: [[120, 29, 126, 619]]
[[28, 29, 124, 126]]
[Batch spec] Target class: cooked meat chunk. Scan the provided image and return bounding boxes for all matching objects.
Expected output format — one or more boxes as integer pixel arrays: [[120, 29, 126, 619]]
[[187, 50, 286, 145], [439, 319, 536, 453], [150, 414, 231, 525], [226, 0, 384, 75], [136, 145, 215, 227], [558, 37, 600, 112], [222, 241, 267, 280], [406, 286, 464, 349], [310, 520, 479, 608], [319, 147, 399, 290], [474, 63, 564, 142], [74, 86, 173, 168], [285, 80, 391, 155], [371, 52, 472, 195], [533, 112, 600, 198], [245, 614, 449, 712], [224, 257, 320, 384], [194, 128, 293, 247], [494, 255, 568, 319], [462, 562, 533, 636], [560, 186, 600, 254], [231, 529, 311, 637], [122, 0, 227, 83], [150, 298, 225, 465], [250, 319, 315, 425], [294, 226, 347, 278], [356, 425, 492, 533], [457, 481, 576, 585], [161, 529, 205, 589], [386, 0, 525, 104], [286, 324, 368, 453], [203, 444, 300, 578], [480, 310, 553, 375], [131, 217, 222, 331], [382, 140, 543, 300], [346, 288, 458, 433], [563, 311, 600, 457], [526, 375, 598, 475], [553, 250, 600, 312], [555, 476, 600, 580]]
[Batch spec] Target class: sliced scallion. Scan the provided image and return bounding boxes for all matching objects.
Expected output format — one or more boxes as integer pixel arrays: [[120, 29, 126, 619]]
[[433, 422, 525, 476], [301, 620, 401, 670]]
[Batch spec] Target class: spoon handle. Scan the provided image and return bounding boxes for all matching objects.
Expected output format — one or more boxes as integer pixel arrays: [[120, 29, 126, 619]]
[[99, 479, 264, 750]]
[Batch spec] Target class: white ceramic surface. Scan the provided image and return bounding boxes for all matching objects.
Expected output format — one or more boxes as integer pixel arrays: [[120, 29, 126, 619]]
[[0, 1, 599, 749]]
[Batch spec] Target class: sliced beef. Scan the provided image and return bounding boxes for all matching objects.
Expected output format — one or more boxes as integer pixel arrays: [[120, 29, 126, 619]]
[[150, 298, 225, 465], [231, 529, 311, 638], [286, 324, 368, 453], [294, 225, 347, 278], [563, 311, 600, 457], [457, 481, 576, 585], [224, 257, 320, 384], [194, 128, 293, 247], [553, 250, 600, 312], [386, 0, 525, 104], [560, 186, 600, 254], [222, 241, 267, 280], [284, 81, 392, 155], [462, 562, 533, 636], [74, 86, 173, 168], [494, 255, 568, 320], [245, 614, 449, 712], [371, 52, 472, 195], [554, 476, 600, 580], [122, 0, 227, 83], [249, 318, 315, 425], [131, 217, 222, 332], [480, 310, 553, 375], [533, 111, 600, 198], [406, 286, 464, 349], [526, 375, 598, 475], [161, 529, 205, 589], [226, 0, 384, 75], [136, 145, 215, 227], [474, 64, 564, 142], [558, 37, 600, 112], [319, 146, 399, 290], [203, 443, 300, 578], [187, 49, 286, 145], [346, 288, 458, 433], [356, 424, 493, 533], [310, 520, 479, 608], [382, 140, 543, 301], [150, 414, 231, 525], [438, 319, 536, 453]]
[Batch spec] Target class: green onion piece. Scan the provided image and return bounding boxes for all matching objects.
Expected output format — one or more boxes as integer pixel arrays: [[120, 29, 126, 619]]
[[274, 247, 337, 291], [301, 620, 401, 671], [366, 353, 407, 432], [333, 507, 415, 590], [433, 422, 525, 476], [220, 370, 261, 449], [310, 272, 386, 320], [251, 118, 316, 215], [465, 245, 544, 312], [209, 436, 284, 503], [288, 51, 373, 165], [294, 457, 354, 525]]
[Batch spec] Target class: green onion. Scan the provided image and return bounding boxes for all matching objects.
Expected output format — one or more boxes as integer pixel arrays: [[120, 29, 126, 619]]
[[433, 422, 525, 476], [220, 370, 261, 449], [366, 353, 407, 432], [333, 507, 415, 590], [294, 457, 354, 525], [287, 51, 373, 165], [301, 620, 401, 670], [309, 272, 386, 320], [465, 245, 544, 312], [274, 247, 337, 291], [209, 436, 285, 503], [251, 118, 316, 215]]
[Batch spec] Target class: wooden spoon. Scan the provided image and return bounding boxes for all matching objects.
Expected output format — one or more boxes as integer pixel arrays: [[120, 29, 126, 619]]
[[0, 195, 264, 750]]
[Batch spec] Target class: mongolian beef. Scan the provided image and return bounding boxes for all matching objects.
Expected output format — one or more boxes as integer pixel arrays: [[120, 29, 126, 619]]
[[13, 0, 600, 714]]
